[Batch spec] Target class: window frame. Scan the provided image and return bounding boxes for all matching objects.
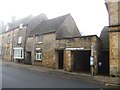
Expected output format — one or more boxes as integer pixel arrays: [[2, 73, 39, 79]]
[[18, 36, 22, 44], [13, 47, 24, 59], [37, 36, 43, 44], [0, 45, 3, 55], [36, 49, 42, 61], [19, 24, 23, 29], [7, 35, 10, 44]]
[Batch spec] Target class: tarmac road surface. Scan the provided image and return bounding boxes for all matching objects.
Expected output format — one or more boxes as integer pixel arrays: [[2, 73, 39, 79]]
[[1, 61, 119, 89]]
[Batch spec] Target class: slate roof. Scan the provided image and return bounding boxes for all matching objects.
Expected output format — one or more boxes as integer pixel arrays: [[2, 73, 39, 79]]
[[8, 15, 33, 30], [3, 14, 48, 35], [100, 26, 109, 50], [26, 14, 48, 35], [29, 14, 69, 36]]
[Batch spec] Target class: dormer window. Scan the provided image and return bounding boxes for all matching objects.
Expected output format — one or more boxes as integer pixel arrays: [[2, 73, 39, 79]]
[[37, 36, 43, 44], [7, 35, 10, 44], [18, 37, 22, 44], [19, 24, 23, 29], [6, 25, 9, 31]]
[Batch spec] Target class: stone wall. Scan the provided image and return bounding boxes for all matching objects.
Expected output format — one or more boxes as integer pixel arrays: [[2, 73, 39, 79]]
[[106, 0, 120, 76], [107, 2, 119, 25], [118, 2, 120, 24], [26, 31, 101, 75], [64, 50, 72, 71], [13, 26, 27, 48], [109, 26, 120, 76], [0, 34, 2, 45], [0, 34, 2, 55], [2, 31, 13, 61], [26, 33, 56, 68], [56, 35, 101, 75], [1, 26, 27, 62], [56, 14, 80, 39]]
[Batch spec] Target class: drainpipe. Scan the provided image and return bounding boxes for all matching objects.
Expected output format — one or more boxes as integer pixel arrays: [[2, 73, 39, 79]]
[[24, 24, 28, 64], [11, 29, 15, 62], [32, 35, 35, 65], [90, 44, 95, 75]]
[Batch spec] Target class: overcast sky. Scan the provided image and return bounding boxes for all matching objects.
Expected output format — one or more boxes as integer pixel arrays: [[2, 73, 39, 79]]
[[0, 0, 109, 36]]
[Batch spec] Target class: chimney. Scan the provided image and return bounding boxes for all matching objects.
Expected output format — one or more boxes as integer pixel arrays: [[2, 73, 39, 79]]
[[11, 16, 16, 23]]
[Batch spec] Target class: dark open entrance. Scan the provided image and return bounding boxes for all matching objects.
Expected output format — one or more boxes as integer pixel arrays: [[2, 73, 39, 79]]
[[57, 50, 64, 69], [72, 50, 91, 73], [98, 50, 109, 75], [26, 52, 32, 65]]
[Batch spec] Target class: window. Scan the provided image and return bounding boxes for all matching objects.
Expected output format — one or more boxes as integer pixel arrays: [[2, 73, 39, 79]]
[[37, 36, 43, 44], [6, 25, 9, 31], [7, 35, 10, 44], [36, 49, 42, 61], [19, 24, 23, 29], [0, 45, 3, 55], [13, 47, 24, 59], [18, 37, 22, 44]]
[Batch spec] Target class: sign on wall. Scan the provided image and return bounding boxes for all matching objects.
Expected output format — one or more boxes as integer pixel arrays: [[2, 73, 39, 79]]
[[90, 56, 94, 66], [66, 48, 84, 50]]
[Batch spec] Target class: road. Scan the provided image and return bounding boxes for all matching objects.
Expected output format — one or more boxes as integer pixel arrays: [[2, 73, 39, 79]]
[[1, 60, 119, 88]]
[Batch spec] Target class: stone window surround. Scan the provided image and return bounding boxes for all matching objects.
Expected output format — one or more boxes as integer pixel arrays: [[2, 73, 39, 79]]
[[36, 49, 42, 61]]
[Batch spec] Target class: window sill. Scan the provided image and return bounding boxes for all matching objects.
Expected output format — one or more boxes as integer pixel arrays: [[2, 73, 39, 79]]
[[17, 43, 22, 45], [14, 57, 24, 59], [37, 42, 43, 44], [35, 60, 42, 62]]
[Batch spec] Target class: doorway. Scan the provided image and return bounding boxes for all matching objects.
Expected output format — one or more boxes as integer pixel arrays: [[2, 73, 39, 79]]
[[57, 50, 64, 69], [72, 50, 91, 73], [98, 50, 109, 75], [26, 52, 32, 65]]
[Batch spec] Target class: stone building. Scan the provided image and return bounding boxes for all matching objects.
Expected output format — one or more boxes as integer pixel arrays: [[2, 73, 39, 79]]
[[0, 21, 4, 34], [56, 35, 101, 75], [2, 30, 13, 61], [2, 14, 48, 62], [1, 1, 120, 76], [0, 21, 4, 56], [26, 14, 101, 75], [105, 0, 120, 76], [1, 13, 104, 75], [26, 14, 81, 66], [0, 34, 3, 56]]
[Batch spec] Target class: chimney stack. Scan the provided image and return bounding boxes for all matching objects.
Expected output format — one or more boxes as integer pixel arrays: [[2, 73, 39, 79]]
[[11, 16, 16, 23]]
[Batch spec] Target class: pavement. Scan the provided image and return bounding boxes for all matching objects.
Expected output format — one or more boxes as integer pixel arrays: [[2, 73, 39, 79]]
[[1, 60, 120, 87]]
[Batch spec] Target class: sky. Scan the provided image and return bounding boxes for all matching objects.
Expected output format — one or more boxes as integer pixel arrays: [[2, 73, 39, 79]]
[[0, 0, 109, 36]]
